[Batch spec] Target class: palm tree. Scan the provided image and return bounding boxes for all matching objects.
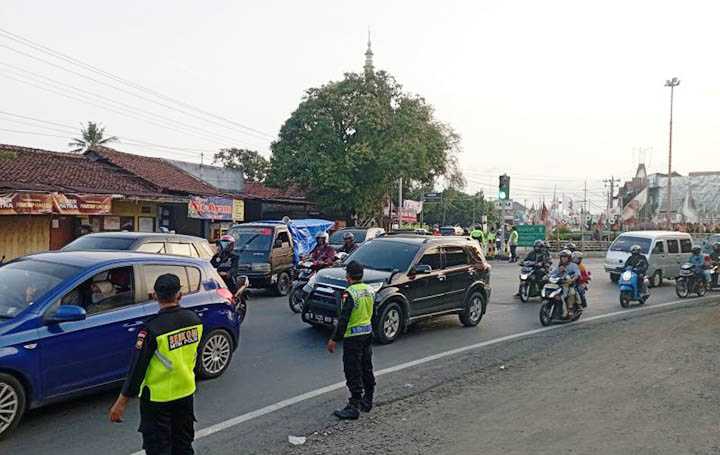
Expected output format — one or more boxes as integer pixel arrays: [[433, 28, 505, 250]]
[[68, 121, 118, 153]]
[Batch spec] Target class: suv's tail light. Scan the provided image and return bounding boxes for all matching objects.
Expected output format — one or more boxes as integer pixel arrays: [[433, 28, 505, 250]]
[[216, 288, 235, 305]]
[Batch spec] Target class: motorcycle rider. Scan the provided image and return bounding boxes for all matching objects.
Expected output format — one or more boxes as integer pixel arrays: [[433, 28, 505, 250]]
[[573, 251, 590, 308], [689, 246, 711, 284], [565, 242, 578, 253], [514, 240, 551, 297], [624, 245, 649, 296], [549, 249, 580, 318], [309, 232, 336, 270], [211, 235, 240, 292], [709, 242, 720, 287], [336, 232, 359, 255]]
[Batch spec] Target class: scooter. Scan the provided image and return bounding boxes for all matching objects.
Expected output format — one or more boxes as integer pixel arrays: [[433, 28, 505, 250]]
[[518, 260, 548, 303], [539, 274, 583, 326], [675, 263, 708, 298], [288, 252, 349, 313], [288, 260, 314, 313], [618, 267, 649, 308]]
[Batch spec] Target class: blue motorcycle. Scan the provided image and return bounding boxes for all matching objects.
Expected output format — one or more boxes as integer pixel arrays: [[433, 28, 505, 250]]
[[618, 267, 649, 308]]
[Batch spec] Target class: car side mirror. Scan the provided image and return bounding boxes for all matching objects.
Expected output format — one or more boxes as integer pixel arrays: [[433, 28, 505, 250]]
[[46, 305, 86, 324], [413, 264, 432, 275]]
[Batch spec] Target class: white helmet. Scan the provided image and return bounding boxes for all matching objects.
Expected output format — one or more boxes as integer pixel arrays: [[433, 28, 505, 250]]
[[316, 232, 329, 242]]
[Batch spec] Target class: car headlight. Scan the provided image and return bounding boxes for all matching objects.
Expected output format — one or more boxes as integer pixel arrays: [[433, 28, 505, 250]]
[[251, 262, 272, 273]]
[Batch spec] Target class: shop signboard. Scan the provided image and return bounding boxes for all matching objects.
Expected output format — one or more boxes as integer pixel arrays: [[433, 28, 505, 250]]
[[232, 199, 245, 222], [188, 196, 233, 220], [0, 192, 53, 215], [52, 193, 112, 215]]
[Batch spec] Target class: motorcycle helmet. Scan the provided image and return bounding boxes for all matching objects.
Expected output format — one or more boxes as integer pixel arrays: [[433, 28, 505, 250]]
[[343, 232, 355, 241], [533, 239, 543, 251], [692, 246, 702, 255], [630, 245, 642, 255], [565, 242, 577, 252], [316, 232, 329, 243], [217, 234, 235, 253], [571, 251, 583, 264], [559, 249, 572, 259]]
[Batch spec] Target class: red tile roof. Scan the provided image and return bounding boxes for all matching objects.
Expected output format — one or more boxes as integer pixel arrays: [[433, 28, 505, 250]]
[[0, 144, 162, 196], [240, 182, 307, 203], [87, 146, 217, 195]]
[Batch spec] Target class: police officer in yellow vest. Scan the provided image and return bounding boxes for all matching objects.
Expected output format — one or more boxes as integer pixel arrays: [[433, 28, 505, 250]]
[[326, 260, 376, 420], [109, 274, 203, 455]]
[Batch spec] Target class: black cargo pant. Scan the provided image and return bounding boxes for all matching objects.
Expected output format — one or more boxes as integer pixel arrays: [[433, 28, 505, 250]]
[[139, 395, 195, 455], [342, 334, 375, 403]]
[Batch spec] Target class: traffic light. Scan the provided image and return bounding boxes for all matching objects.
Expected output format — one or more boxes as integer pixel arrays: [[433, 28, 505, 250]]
[[498, 174, 510, 200]]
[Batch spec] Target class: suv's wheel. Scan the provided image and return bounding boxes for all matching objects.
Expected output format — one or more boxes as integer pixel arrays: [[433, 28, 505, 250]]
[[374, 302, 403, 344], [0, 373, 25, 440], [650, 270, 663, 288], [274, 272, 291, 296], [459, 291, 485, 327], [198, 330, 234, 379]]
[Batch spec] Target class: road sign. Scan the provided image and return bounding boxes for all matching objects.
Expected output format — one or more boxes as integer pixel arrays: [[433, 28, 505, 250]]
[[516, 224, 546, 247], [424, 192, 441, 202], [495, 200, 513, 210]]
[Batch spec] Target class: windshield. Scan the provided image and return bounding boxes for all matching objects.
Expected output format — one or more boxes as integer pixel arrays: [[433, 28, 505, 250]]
[[347, 240, 420, 272], [330, 229, 367, 244], [0, 259, 81, 319], [228, 227, 274, 252], [62, 236, 136, 251], [610, 236, 651, 254]]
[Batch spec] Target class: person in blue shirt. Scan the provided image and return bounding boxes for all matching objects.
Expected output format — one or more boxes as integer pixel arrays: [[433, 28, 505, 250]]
[[689, 246, 711, 284]]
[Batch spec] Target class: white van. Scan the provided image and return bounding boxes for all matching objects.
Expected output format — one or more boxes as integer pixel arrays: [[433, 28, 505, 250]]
[[604, 230, 694, 287]]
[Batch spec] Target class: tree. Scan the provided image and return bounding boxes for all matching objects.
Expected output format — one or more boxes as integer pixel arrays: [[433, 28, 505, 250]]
[[213, 148, 270, 182], [267, 70, 461, 219], [419, 188, 498, 227], [68, 121, 118, 152]]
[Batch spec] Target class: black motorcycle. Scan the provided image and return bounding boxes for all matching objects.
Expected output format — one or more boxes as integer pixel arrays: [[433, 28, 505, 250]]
[[288, 260, 315, 313], [539, 274, 583, 326], [518, 260, 548, 303], [675, 263, 707, 298]]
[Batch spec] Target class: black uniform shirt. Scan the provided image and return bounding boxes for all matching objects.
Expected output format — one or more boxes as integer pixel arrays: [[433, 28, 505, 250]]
[[122, 306, 202, 401]]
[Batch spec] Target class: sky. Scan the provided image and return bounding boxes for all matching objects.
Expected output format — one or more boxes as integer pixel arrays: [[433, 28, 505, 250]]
[[1, 0, 719, 213]]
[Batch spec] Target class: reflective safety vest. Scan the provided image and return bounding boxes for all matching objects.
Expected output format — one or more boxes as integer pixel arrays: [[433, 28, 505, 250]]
[[141, 324, 203, 402], [344, 283, 375, 338]]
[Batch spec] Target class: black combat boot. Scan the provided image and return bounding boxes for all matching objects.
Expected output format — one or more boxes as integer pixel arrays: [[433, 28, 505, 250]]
[[359, 392, 374, 413], [334, 402, 360, 420]]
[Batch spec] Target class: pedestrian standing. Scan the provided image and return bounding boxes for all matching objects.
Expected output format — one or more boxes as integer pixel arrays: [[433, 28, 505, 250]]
[[327, 260, 376, 420], [496, 225, 504, 258], [509, 225, 519, 262], [109, 274, 203, 455]]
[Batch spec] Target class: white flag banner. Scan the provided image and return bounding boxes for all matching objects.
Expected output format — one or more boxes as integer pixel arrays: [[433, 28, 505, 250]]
[[403, 199, 423, 214]]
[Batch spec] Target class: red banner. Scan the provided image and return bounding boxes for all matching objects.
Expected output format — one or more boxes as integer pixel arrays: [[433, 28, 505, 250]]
[[0, 192, 112, 215]]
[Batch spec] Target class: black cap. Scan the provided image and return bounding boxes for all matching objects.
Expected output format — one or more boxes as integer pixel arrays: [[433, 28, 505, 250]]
[[154, 273, 181, 301], [346, 260, 364, 280]]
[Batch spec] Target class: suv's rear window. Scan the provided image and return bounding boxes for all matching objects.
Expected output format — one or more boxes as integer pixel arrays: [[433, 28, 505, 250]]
[[228, 227, 274, 252], [62, 236, 135, 251]]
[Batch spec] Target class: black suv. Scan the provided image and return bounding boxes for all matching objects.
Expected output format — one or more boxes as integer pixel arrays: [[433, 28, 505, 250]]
[[301, 236, 491, 344]]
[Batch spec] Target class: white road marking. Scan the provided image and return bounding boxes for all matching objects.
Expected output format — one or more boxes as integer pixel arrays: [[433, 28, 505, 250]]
[[129, 295, 715, 454]]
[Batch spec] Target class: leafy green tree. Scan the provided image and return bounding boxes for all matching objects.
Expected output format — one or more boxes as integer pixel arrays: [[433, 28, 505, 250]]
[[267, 70, 461, 219], [419, 188, 498, 227], [213, 148, 270, 182], [68, 121, 118, 152]]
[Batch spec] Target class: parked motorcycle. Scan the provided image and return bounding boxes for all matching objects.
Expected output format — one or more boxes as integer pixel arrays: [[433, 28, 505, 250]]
[[518, 260, 548, 303], [539, 274, 583, 326], [675, 263, 708, 298], [288, 252, 349, 313], [618, 267, 649, 308]]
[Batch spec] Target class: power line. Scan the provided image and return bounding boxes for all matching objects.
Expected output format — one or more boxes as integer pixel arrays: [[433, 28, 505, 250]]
[[0, 27, 274, 140], [0, 62, 261, 148]]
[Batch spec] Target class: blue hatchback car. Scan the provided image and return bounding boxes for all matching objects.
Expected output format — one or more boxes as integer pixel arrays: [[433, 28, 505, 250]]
[[0, 251, 242, 439]]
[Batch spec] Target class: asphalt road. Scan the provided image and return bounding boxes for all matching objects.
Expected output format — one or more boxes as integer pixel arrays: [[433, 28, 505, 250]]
[[2, 258, 712, 454]]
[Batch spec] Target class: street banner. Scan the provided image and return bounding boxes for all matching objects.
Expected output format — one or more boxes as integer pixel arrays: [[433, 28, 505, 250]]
[[188, 196, 233, 220], [516, 224, 546, 247], [52, 193, 112, 215], [400, 207, 417, 223], [232, 199, 245, 222], [403, 199, 423, 214], [0, 192, 112, 215]]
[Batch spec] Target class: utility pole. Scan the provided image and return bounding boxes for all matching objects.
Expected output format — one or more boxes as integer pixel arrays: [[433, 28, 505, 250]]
[[603, 176, 620, 217], [397, 177, 403, 227], [665, 77, 680, 229]]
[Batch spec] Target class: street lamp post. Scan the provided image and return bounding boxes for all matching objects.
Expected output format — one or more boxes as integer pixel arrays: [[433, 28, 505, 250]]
[[664, 77, 680, 229]]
